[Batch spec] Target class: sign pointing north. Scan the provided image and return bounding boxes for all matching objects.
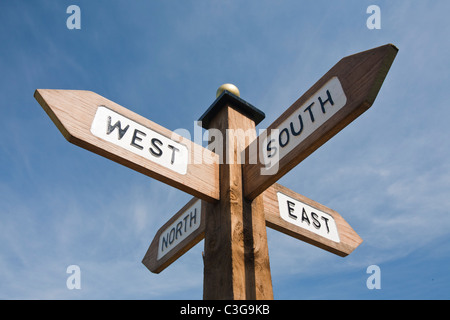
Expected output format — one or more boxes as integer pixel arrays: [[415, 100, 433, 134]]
[[34, 89, 219, 202], [143, 197, 207, 273], [243, 44, 398, 200]]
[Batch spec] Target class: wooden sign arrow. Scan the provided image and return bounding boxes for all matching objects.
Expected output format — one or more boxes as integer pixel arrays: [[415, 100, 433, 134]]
[[34, 89, 219, 202], [143, 183, 362, 274], [142, 197, 208, 273], [243, 44, 398, 200], [263, 183, 362, 257]]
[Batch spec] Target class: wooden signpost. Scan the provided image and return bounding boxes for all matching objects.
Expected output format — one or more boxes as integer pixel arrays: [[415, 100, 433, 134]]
[[35, 43, 397, 300]]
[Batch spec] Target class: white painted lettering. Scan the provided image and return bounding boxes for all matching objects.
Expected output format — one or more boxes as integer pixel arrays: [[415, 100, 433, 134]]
[[91, 106, 188, 175], [277, 192, 340, 243], [260, 77, 347, 171], [158, 200, 202, 260]]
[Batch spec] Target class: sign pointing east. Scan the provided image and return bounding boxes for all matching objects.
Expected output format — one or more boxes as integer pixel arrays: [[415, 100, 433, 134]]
[[263, 184, 362, 257], [143, 197, 207, 274]]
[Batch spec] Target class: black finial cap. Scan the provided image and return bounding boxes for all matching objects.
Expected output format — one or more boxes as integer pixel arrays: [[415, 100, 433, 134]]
[[198, 90, 265, 129]]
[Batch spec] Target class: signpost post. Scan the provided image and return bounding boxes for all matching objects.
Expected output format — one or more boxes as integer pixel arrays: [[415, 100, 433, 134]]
[[198, 88, 273, 300], [35, 43, 397, 300]]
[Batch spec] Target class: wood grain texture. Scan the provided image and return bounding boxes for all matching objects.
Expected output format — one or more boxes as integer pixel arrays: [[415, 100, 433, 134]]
[[203, 106, 273, 300], [263, 183, 363, 257], [34, 89, 220, 202], [243, 44, 398, 200], [142, 197, 208, 274]]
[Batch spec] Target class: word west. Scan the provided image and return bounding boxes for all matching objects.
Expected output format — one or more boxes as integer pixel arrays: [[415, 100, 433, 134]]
[[66, 5, 81, 30], [367, 5, 381, 30], [66, 265, 81, 290], [91, 106, 189, 175], [158, 200, 201, 260], [261, 76, 347, 174], [277, 192, 340, 242], [366, 265, 381, 289], [91, 104, 276, 169]]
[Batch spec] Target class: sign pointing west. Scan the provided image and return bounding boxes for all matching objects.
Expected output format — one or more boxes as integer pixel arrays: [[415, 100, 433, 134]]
[[243, 44, 398, 200], [34, 89, 219, 203], [143, 197, 207, 274]]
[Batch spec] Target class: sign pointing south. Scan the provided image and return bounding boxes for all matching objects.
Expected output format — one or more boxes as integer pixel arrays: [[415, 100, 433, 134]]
[[243, 44, 398, 200]]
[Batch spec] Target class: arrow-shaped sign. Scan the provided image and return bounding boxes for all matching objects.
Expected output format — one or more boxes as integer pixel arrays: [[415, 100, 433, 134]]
[[34, 89, 220, 202], [263, 183, 362, 257], [143, 183, 362, 273], [142, 197, 208, 273], [243, 44, 398, 200]]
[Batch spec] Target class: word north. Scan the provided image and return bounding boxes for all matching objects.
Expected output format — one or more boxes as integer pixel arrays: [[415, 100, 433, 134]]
[[91, 106, 188, 174], [158, 199, 202, 260]]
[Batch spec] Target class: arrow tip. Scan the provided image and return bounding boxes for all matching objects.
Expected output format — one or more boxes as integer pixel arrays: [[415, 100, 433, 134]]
[[387, 43, 399, 52]]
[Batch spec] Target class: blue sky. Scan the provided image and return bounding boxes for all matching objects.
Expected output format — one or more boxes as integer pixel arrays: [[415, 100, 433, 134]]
[[1, 0, 449, 300]]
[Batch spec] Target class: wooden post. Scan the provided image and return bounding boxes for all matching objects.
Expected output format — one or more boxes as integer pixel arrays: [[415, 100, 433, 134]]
[[200, 86, 274, 300]]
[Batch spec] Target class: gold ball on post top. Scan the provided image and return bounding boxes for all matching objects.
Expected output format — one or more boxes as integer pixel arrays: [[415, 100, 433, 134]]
[[216, 83, 240, 98]]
